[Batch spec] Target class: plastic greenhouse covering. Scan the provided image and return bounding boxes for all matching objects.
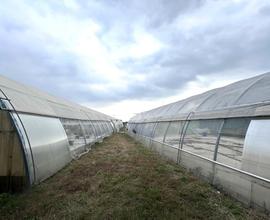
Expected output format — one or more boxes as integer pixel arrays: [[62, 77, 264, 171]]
[[130, 72, 270, 122], [0, 75, 122, 192], [128, 72, 270, 212]]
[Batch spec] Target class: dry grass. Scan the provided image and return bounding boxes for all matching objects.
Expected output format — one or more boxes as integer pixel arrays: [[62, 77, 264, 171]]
[[0, 133, 268, 220]]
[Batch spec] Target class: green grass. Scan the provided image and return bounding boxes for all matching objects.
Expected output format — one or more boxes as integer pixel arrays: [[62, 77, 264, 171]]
[[0, 133, 268, 220]]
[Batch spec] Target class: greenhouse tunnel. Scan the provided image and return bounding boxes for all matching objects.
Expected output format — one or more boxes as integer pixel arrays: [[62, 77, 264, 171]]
[[127, 72, 270, 212], [0, 75, 123, 192]]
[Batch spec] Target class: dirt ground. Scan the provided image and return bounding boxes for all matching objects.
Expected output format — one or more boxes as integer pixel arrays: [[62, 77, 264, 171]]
[[0, 133, 269, 219]]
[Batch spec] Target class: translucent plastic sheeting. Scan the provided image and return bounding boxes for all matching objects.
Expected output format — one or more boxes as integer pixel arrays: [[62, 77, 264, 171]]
[[153, 122, 170, 142], [102, 122, 108, 135], [164, 121, 184, 148], [216, 118, 250, 169], [130, 72, 270, 122], [4, 87, 56, 116], [98, 122, 105, 135], [110, 121, 116, 132], [60, 118, 86, 156], [104, 122, 111, 135], [141, 123, 156, 137], [105, 122, 110, 134], [11, 113, 35, 184], [128, 118, 270, 212], [97, 121, 103, 137], [0, 75, 116, 121], [92, 121, 101, 138], [108, 122, 114, 133], [100, 122, 107, 136], [109, 121, 115, 132], [48, 102, 87, 120], [197, 76, 257, 112], [96, 121, 105, 137], [19, 114, 71, 183], [135, 123, 144, 135], [182, 120, 223, 160], [236, 74, 270, 105], [80, 121, 96, 145], [242, 119, 270, 180]]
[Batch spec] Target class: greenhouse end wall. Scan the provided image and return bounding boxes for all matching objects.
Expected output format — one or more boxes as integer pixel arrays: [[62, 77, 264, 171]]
[[127, 118, 270, 212]]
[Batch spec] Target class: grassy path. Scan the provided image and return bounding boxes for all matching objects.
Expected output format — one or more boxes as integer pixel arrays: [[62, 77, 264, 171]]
[[0, 133, 268, 219]]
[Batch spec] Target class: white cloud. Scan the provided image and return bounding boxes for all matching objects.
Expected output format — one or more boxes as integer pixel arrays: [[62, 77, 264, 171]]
[[1, 0, 270, 121], [128, 29, 163, 59]]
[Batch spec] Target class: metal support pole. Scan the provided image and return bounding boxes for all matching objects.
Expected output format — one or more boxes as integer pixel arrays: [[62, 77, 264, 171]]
[[162, 121, 171, 143], [213, 119, 225, 161], [177, 112, 194, 164]]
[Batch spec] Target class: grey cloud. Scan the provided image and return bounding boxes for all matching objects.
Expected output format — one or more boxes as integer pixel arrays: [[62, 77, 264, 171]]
[[116, 2, 270, 95], [1, 0, 270, 106]]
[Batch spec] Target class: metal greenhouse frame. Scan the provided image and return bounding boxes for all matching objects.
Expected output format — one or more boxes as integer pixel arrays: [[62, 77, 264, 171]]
[[128, 72, 270, 212], [0, 75, 122, 192]]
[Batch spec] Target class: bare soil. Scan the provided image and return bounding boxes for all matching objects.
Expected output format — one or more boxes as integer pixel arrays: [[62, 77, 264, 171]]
[[0, 133, 268, 219]]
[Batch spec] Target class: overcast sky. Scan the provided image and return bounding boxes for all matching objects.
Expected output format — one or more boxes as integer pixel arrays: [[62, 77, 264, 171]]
[[1, 0, 270, 120]]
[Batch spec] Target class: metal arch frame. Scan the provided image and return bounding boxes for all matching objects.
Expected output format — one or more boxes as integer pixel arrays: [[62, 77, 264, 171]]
[[94, 120, 102, 139], [194, 91, 218, 111], [138, 122, 145, 135], [99, 120, 106, 138], [210, 119, 225, 184], [109, 120, 116, 133], [129, 100, 270, 123], [173, 100, 187, 114], [162, 103, 177, 115], [78, 120, 88, 149], [61, 118, 88, 154], [142, 122, 157, 138], [80, 110, 98, 144], [130, 74, 270, 124], [232, 74, 267, 105], [148, 121, 161, 149], [103, 121, 110, 135], [162, 121, 171, 143], [177, 111, 194, 164], [138, 122, 146, 136], [150, 121, 170, 140], [90, 121, 98, 140], [99, 121, 106, 137], [102, 121, 110, 136], [173, 92, 215, 115], [0, 89, 36, 185], [144, 122, 158, 148], [105, 121, 113, 135], [213, 119, 225, 161], [150, 122, 158, 139], [104, 121, 110, 136]]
